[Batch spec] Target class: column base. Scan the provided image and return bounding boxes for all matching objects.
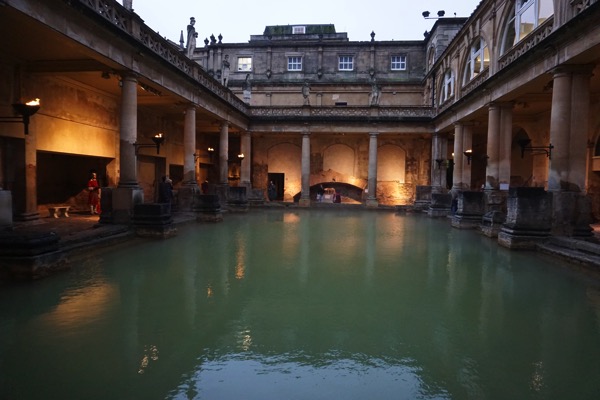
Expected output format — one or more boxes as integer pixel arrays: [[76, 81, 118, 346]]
[[112, 186, 144, 224], [0, 190, 13, 228], [299, 197, 311, 207], [365, 198, 379, 208]]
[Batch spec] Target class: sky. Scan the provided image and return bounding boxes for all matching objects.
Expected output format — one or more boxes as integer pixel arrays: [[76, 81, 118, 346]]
[[130, 0, 482, 44]]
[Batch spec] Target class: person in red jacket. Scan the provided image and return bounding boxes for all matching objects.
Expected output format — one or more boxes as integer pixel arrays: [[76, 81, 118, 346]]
[[87, 171, 101, 214]]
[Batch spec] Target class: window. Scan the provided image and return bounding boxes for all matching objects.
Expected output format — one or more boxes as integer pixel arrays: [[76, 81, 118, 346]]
[[288, 56, 303, 71], [338, 55, 354, 71], [463, 37, 489, 84], [440, 69, 454, 103], [501, 0, 554, 54], [292, 26, 306, 34], [237, 57, 252, 72], [391, 55, 407, 71]]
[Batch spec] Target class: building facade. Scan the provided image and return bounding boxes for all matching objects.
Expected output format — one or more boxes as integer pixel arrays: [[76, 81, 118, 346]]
[[0, 0, 599, 238]]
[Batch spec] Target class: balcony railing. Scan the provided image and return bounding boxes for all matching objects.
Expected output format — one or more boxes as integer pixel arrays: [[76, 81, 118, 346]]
[[77, 0, 249, 114]]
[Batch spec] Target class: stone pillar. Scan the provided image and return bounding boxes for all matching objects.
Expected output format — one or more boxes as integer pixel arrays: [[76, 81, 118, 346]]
[[485, 103, 512, 216], [219, 122, 229, 185], [118, 74, 138, 188], [299, 131, 311, 207], [178, 105, 199, 211], [431, 132, 448, 193], [569, 68, 592, 191], [183, 105, 197, 185], [366, 132, 379, 207], [547, 65, 594, 236], [113, 73, 143, 224], [548, 68, 572, 192], [18, 128, 39, 221], [452, 123, 472, 191], [485, 103, 501, 190], [452, 123, 464, 191], [240, 131, 251, 187], [499, 103, 513, 188]]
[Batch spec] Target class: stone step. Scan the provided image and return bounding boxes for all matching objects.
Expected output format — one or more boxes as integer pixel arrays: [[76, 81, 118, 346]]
[[537, 237, 600, 270]]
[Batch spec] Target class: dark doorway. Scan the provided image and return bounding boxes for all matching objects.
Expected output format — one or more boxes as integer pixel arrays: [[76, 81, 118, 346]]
[[268, 173, 284, 201]]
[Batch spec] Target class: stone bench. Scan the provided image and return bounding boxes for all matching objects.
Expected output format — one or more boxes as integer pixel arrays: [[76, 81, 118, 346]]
[[48, 206, 70, 218]]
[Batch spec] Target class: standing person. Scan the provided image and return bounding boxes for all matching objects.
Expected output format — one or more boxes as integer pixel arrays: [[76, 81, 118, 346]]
[[268, 181, 276, 201], [201, 180, 209, 194], [317, 184, 324, 202], [87, 171, 101, 214], [158, 175, 174, 205]]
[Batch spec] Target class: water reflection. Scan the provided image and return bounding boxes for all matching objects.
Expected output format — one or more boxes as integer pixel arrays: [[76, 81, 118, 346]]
[[1, 210, 600, 400]]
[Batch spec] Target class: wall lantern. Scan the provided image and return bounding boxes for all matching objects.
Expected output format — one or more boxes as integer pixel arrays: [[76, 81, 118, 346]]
[[134, 133, 164, 155], [238, 153, 245, 161], [518, 139, 553, 159], [0, 98, 41, 135], [463, 149, 473, 165]]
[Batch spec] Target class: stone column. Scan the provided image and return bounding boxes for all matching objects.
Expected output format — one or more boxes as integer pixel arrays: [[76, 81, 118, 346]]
[[118, 74, 139, 188], [568, 68, 592, 191], [183, 105, 197, 185], [299, 131, 311, 207], [485, 103, 500, 190], [366, 132, 379, 207], [548, 68, 571, 192], [452, 123, 469, 191], [499, 103, 513, 188], [112, 73, 143, 223], [431, 132, 447, 193], [462, 125, 473, 190], [547, 65, 594, 236], [178, 105, 199, 211], [219, 122, 229, 185], [19, 126, 39, 221], [240, 131, 251, 187]]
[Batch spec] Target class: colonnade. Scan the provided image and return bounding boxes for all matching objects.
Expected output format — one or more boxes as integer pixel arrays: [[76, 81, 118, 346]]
[[433, 63, 595, 237], [112, 73, 385, 216]]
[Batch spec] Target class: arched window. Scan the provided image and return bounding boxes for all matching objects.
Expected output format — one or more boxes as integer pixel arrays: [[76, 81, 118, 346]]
[[501, 0, 554, 54], [463, 37, 489, 85], [439, 69, 454, 104], [427, 46, 436, 72]]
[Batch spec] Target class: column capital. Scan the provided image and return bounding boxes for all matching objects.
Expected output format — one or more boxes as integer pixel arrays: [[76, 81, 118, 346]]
[[369, 131, 379, 137], [551, 64, 595, 77]]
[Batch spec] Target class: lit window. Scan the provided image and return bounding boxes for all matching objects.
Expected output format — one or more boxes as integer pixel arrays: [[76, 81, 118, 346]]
[[292, 26, 306, 34], [237, 57, 252, 72], [463, 37, 489, 84], [339, 55, 354, 71], [440, 69, 454, 103], [501, 0, 554, 54], [288, 56, 303, 71], [391, 55, 407, 71]]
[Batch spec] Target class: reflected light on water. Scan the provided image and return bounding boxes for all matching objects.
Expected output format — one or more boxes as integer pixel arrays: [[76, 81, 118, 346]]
[[39, 283, 118, 333], [138, 344, 159, 374]]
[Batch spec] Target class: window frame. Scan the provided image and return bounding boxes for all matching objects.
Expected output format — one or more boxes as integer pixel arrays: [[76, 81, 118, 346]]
[[237, 56, 253, 72], [501, 0, 554, 54], [391, 55, 407, 71], [440, 69, 454, 104], [463, 37, 489, 84], [292, 25, 306, 34], [338, 55, 354, 71], [287, 55, 303, 71]]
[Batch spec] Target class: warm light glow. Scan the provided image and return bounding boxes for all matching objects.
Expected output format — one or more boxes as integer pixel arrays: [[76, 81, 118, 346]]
[[464, 149, 472, 154], [154, 133, 163, 139], [207, 147, 214, 152], [26, 98, 40, 106]]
